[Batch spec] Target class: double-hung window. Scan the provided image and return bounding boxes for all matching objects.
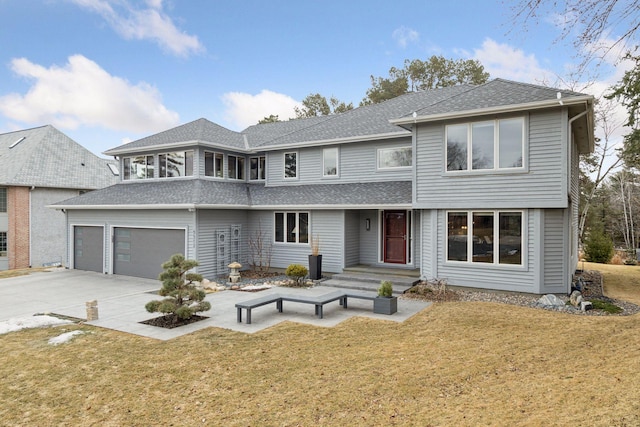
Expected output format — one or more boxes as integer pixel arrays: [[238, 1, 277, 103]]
[[250, 156, 266, 180], [123, 155, 154, 180], [447, 211, 523, 266], [275, 212, 309, 243], [205, 152, 224, 178], [284, 152, 297, 179], [377, 146, 412, 169], [323, 148, 339, 177], [446, 118, 524, 172], [228, 155, 245, 180], [0, 232, 6, 257], [159, 151, 193, 178]]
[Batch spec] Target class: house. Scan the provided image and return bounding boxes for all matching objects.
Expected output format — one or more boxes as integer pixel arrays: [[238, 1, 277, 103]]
[[0, 125, 118, 270], [52, 79, 594, 294]]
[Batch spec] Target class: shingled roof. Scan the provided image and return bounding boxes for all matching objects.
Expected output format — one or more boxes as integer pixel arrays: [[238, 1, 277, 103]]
[[0, 125, 118, 189]]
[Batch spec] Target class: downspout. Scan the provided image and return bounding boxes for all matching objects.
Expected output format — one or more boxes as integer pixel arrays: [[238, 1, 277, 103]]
[[29, 186, 35, 268]]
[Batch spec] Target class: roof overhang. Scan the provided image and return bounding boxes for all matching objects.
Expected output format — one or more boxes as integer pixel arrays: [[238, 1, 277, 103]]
[[389, 95, 595, 126], [103, 140, 254, 156], [50, 202, 411, 211], [256, 131, 410, 152]]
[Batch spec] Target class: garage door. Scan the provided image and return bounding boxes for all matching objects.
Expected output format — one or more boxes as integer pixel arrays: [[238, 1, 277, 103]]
[[74, 226, 104, 273], [113, 228, 185, 279]]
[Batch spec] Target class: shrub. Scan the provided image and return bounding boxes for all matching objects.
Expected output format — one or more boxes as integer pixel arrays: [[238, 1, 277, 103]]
[[378, 280, 393, 297], [145, 254, 211, 321], [590, 299, 623, 314], [285, 264, 308, 286], [583, 230, 614, 264]]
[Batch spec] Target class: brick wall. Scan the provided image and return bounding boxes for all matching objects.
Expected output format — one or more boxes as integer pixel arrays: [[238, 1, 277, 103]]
[[8, 186, 30, 269]]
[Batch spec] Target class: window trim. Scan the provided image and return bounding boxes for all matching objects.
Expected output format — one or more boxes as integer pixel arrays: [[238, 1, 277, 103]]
[[123, 155, 154, 180], [445, 117, 525, 174], [159, 150, 194, 178], [284, 151, 298, 179], [377, 146, 413, 170], [249, 155, 266, 181], [322, 147, 339, 178], [274, 211, 309, 244], [205, 151, 224, 178], [445, 210, 525, 268]]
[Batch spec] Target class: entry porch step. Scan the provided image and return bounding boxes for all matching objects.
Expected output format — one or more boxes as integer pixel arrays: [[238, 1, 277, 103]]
[[324, 267, 420, 295]]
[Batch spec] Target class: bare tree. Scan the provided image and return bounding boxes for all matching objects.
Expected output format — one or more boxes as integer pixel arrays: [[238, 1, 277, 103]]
[[248, 220, 273, 275]]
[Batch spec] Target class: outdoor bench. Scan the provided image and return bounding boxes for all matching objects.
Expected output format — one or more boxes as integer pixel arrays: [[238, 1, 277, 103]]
[[340, 291, 377, 309], [235, 291, 348, 324]]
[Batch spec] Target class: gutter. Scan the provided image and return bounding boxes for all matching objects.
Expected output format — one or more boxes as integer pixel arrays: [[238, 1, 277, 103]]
[[390, 95, 594, 126], [103, 139, 254, 156], [255, 131, 410, 152], [48, 203, 412, 211]]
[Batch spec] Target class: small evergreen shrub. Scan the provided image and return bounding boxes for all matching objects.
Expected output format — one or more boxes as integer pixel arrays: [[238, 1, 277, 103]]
[[145, 254, 211, 321], [378, 280, 393, 297], [285, 264, 308, 286], [583, 230, 614, 264], [590, 299, 623, 314]]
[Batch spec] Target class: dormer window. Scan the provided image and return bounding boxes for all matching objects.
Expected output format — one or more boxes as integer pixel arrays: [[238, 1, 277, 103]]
[[159, 151, 193, 178]]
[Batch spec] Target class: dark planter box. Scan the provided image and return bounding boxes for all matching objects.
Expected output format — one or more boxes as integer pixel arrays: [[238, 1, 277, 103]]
[[373, 296, 398, 315], [308, 254, 322, 280]]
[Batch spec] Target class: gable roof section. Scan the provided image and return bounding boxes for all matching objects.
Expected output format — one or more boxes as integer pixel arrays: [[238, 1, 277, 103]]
[[51, 179, 412, 209], [104, 118, 247, 156], [0, 125, 118, 189], [249, 85, 474, 149]]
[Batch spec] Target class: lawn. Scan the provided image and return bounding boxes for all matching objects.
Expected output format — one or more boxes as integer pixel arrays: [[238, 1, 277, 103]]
[[1, 264, 639, 426]]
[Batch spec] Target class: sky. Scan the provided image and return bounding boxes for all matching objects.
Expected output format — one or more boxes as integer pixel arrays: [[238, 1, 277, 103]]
[[0, 0, 635, 157]]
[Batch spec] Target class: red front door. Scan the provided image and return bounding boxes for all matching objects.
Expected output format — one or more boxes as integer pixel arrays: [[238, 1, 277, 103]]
[[383, 211, 407, 264]]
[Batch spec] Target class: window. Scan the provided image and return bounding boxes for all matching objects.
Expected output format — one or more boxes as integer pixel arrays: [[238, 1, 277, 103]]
[[205, 152, 224, 178], [0, 232, 6, 257], [0, 188, 6, 212], [284, 152, 297, 178], [250, 156, 266, 180], [323, 148, 339, 177], [228, 155, 245, 180], [159, 151, 193, 178], [446, 118, 524, 172], [123, 155, 154, 180], [275, 212, 309, 243], [447, 211, 523, 266], [378, 147, 412, 169]]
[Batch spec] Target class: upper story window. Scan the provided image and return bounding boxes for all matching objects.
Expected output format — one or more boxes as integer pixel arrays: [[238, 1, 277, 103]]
[[159, 151, 193, 178], [205, 152, 224, 178], [447, 211, 523, 266], [275, 211, 309, 244], [123, 155, 154, 180], [378, 146, 412, 169], [0, 188, 6, 212], [323, 147, 339, 177], [284, 152, 297, 179], [250, 156, 266, 180], [228, 155, 245, 180], [446, 118, 524, 172]]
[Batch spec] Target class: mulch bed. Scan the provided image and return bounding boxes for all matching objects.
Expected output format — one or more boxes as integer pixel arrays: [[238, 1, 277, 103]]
[[140, 314, 208, 329]]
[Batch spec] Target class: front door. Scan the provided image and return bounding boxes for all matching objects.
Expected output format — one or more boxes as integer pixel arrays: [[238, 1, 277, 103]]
[[383, 210, 407, 264]]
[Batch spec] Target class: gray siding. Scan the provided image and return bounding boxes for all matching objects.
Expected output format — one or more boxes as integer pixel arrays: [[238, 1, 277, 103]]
[[344, 210, 360, 267], [414, 110, 568, 209], [32, 188, 81, 267], [266, 138, 413, 187], [66, 209, 196, 275], [359, 210, 379, 265], [426, 209, 537, 293], [541, 209, 567, 293], [196, 210, 249, 279], [247, 210, 344, 274]]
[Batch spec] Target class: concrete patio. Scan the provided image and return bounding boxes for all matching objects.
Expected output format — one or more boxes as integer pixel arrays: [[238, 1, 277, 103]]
[[0, 268, 431, 340]]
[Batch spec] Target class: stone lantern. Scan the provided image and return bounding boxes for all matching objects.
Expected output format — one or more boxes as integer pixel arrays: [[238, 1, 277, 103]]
[[228, 261, 242, 284]]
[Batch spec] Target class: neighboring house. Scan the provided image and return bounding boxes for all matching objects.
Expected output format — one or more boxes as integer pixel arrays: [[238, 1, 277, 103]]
[[0, 125, 118, 270], [52, 79, 594, 294]]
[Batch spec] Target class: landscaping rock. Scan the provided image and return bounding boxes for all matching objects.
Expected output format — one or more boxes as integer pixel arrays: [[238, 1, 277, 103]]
[[537, 294, 565, 307], [569, 290, 582, 307], [581, 301, 593, 312]]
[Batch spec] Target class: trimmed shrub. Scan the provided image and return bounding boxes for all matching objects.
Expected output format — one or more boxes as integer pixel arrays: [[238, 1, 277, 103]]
[[378, 280, 393, 297], [583, 230, 614, 264], [285, 264, 308, 286]]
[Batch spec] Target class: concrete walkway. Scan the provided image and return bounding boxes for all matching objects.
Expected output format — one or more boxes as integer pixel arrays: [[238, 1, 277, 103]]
[[0, 269, 431, 340]]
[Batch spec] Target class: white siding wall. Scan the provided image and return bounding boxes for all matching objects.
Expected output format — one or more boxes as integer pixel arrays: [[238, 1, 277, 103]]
[[414, 110, 567, 209], [265, 138, 413, 186]]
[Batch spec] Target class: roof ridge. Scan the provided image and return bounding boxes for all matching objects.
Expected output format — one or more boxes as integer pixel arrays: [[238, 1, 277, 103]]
[[0, 124, 50, 137]]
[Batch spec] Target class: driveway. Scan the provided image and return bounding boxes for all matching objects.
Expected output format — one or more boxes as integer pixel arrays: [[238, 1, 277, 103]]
[[0, 268, 431, 340]]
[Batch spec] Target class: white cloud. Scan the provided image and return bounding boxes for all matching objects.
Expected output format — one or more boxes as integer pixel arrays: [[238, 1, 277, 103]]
[[221, 90, 301, 129], [0, 55, 180, 133], [392, 26, 419, 49], [69, 0, 203, 57]]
